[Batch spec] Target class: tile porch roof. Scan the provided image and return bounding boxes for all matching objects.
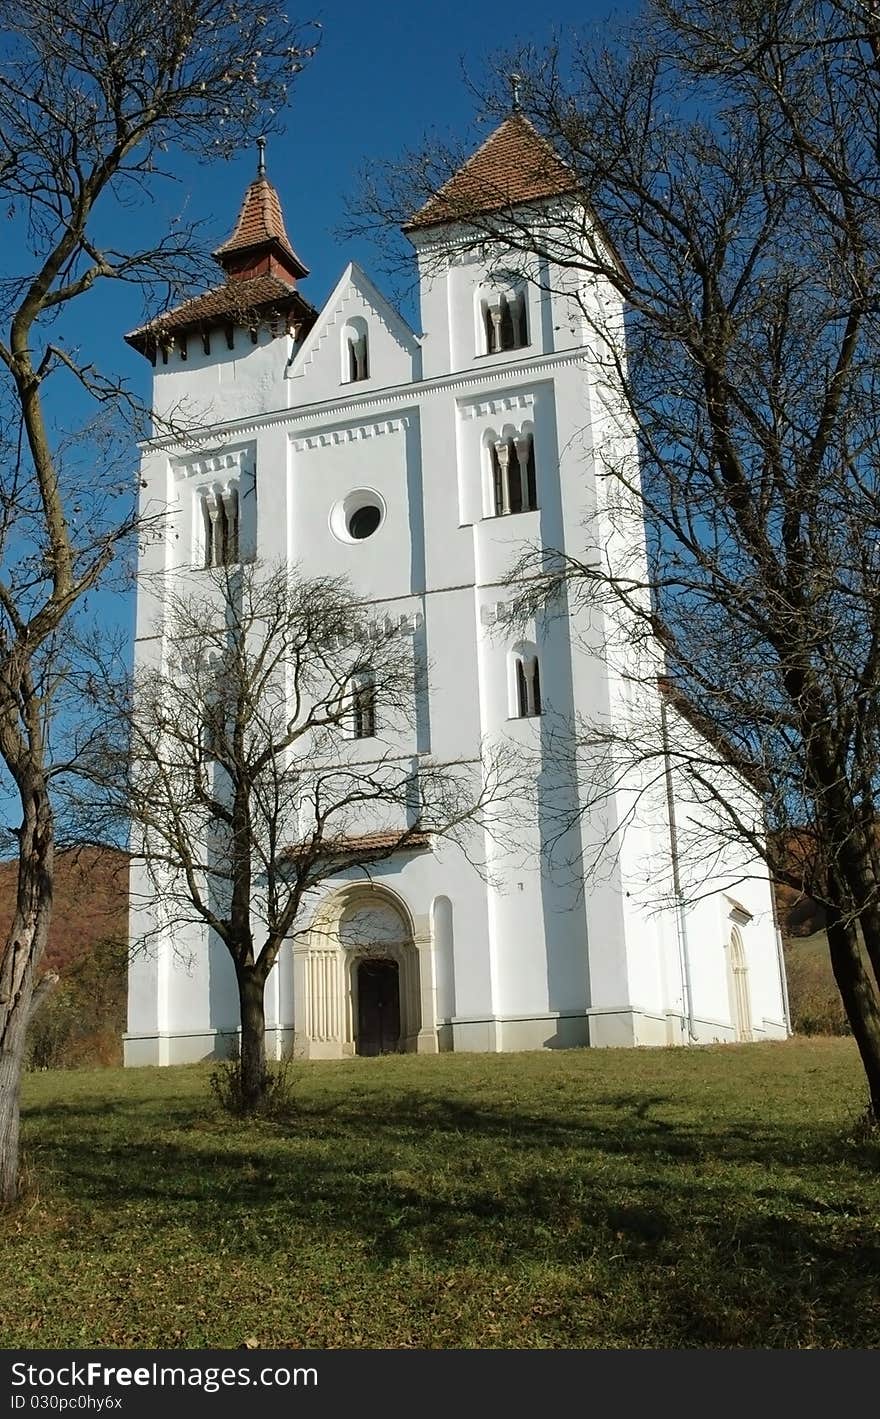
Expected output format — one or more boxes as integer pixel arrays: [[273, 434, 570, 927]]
[[284, 831, 432, 862]]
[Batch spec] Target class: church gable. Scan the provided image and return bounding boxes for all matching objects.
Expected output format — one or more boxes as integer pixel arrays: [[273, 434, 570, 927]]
[[287, 262, 421, 401]]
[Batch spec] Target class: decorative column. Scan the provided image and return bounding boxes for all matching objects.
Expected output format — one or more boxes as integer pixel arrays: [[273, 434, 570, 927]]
[[415, 916, 439, 1054], [493, 440, 512, 515], [292, 945, 310, 1058], [486, 300, 503, 354], [204, 493, 220, 568], [303, 948, 346, 1059], [509, 293, 524, 347], [515, 436, 532, 512]]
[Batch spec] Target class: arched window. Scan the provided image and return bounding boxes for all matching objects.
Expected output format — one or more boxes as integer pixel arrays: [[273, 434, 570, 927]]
[[728, 928, 752, 1041], [200, 485, 239, 568], [431, 895, 456, 1025], [479, 285, 528, 355], [342, 317, 369, 383], [351, 670, 376, 739], [203, 695, 227, 762], [201, 653, 232, 761], [510, 648, 542, 718], [489, 433, 538, 517]]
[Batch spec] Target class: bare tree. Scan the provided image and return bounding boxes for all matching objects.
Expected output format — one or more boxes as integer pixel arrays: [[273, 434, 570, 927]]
[[356, 0, 880, 1111], [80, 563, 518, 1111], [0, 0, 319, 1201]]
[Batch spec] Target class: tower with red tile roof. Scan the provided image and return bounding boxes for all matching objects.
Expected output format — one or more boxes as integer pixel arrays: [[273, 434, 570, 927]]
[[126, 144, 316, 372]]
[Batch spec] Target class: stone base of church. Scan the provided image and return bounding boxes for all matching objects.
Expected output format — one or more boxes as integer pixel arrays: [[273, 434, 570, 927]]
[[123, 1025, 295, 1067], [291, 1028, 433, 1059], [451, 1012, 591, 1052], [124, 1010, 789, 1066], [124, 1029, 232, 1067], [760, 1019, 789, 1040]]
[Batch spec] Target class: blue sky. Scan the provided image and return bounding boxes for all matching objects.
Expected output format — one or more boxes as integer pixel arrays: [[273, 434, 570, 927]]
[[68, 2, 629, 593], [110, 0, 629, 383], [54, 4, 636, 462], [4, 2, 633, 824]]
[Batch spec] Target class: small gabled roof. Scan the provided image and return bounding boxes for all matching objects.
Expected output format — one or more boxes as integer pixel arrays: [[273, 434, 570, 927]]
[[284, 831, 431, 863], [404, 112, 580, 232], [287, 260, 420, 379]]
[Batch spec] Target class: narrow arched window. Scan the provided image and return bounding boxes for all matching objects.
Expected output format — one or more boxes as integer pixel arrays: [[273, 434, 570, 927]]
[[203, 696, 226, 761], [729, 928, 752, 1041], [491, 440, 510, 516], [490, 434, 538, 517], [351, 671, 377, 739], [348, 332, 368, 381], [342, 318, 369, 383], [509, 290, 527, 348], [484, 301, 498, 355], [524, 435, 537, 511], [515, 657, 528, 717], [201, 486, 239, 568], [202, 655, 232, 761], [480, 286, 529, 355], [513, 652, 541, 718]]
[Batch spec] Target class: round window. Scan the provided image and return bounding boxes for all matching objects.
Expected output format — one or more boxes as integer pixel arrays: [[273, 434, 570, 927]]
[[330, 489, 386, 544], [348, 503, 382, 540]]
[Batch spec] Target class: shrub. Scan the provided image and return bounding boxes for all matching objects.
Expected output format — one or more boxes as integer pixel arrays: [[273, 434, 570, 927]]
[[209, 1054, 297, 1118], [26, 937, 127, 1069]]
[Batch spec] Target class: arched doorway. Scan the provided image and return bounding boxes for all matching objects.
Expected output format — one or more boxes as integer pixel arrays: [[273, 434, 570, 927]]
[[355, 958, 401, 1055], [729, 928, 752, 1041], [295, 883, 427, 1058]]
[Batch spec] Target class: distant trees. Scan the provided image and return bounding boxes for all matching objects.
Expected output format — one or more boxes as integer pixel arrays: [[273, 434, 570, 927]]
[[0, 0, 318, 1202], [20, 847, 129, 1070], [82, 564, 519, 1112], [27, 938, 127, 1071], [360, 0, 880, 1111]]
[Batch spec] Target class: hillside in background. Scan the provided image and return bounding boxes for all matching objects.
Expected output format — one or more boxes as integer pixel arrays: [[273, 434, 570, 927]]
[[0, 845, 128, 976], [0, 846, 130, 1068], [775, 880, 826, 937]]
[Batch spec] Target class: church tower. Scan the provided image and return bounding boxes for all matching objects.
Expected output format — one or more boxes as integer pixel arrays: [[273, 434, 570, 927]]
[[123, 118, 789, 1065]]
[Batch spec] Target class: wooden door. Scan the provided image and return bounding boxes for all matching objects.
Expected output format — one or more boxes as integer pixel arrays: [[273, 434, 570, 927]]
[[356, 959, 401, 1056]]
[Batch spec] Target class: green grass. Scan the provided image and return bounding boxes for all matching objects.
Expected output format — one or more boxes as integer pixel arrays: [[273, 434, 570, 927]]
[[785, 931, 850, 1034], [3, 1038, 880, 1348]]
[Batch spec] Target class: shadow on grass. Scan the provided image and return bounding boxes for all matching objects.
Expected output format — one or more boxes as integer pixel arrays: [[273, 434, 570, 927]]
[[23, 1092, 880, 1314]]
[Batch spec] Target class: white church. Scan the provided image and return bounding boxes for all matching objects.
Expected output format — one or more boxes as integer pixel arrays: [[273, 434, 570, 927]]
[[124, 113, 790, 1066]]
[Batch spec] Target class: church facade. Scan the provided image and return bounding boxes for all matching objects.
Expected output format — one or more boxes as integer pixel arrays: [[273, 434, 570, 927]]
[[124, 116, 790, 1066]]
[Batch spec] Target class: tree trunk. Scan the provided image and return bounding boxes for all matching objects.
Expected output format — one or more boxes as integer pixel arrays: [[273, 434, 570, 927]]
[[856, 900, 880, 1000], [826, 907, 880, 1119], [237, 968, 267, 1113], [0, 976, 32, 1204], [0, 786, 54, 1204], [837, 837, 880, 993]]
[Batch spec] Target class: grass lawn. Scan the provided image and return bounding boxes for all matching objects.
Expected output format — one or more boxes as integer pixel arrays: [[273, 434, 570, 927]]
[[2, 1037, 880, 1349]]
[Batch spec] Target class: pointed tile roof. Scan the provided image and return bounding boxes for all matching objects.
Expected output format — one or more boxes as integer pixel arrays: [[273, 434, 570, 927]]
[[126, 152, 317, 359], [404, 113, 580, 232], [214, 173, 309, 281]]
